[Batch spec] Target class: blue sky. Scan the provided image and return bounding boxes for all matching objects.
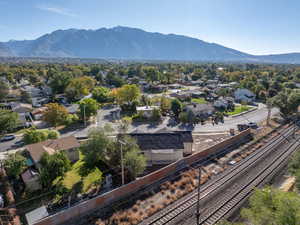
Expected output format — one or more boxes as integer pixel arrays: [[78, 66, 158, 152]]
[[0, 0, 299, 55]]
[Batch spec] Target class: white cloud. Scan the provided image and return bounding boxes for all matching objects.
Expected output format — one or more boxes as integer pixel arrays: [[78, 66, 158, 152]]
[[36, 5, 77, 17]]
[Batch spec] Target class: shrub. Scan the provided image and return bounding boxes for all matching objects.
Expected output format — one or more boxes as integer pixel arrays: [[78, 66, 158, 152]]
[[23, 128, 60, 144]]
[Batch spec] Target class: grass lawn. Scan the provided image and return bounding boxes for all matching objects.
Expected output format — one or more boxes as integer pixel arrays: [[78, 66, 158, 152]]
[[227, 105, 253, 116], [191, 98, 207, 104], [57, 153, 102, 193]]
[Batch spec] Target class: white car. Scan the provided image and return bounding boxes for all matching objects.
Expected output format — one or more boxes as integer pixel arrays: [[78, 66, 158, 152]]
[[228, 160, 236, 165]]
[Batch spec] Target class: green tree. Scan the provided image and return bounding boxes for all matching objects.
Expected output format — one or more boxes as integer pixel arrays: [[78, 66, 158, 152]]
[[0, 110, 19, 134], [42, 103, 69, 127], [4, 153, 26, 178], [124, 149, 146, 179], [144, 67, 160, 83], [23, 128, 59, 144], [78, 98, 98, 122], [179, 111, 189, 124], [288, 151, 300, 175], [49, 72, 72, 94], [115, 84, 141, 105], [65, 76, 96, 101], [151, 108, 162, 121], [0, 80, 9, 101], [160, 95, 171, 115], [92, 86, 111, 103], [241, 187, 300, 225], [106, 71, 125, 87], [171, 99, 182, 118], [80, 128, 113, 170], [39, 152, 71, 189], [272, 89, 300, 119]]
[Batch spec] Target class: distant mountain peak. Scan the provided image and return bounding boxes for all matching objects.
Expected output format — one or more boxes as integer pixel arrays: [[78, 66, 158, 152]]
[[0, 26, 300, 63]]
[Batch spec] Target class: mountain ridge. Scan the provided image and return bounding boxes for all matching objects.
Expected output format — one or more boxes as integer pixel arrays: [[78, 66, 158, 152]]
[[1, 26, 300, 64]]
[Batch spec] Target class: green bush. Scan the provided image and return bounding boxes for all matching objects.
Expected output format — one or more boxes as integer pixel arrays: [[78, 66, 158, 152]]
[[23, 128, 60, 144]]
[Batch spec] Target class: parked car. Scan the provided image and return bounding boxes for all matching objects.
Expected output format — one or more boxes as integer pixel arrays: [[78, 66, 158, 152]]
[[237, 124, 249, 132], [237, 122, 258, 131], [228, 160, 237, 165], [248, 122, 258, 129], [0, 135, 15, 142], [12, 140, 25, 148]]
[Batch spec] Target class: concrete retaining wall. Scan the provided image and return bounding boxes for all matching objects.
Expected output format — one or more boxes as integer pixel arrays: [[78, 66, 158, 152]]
[[34, 129, 251, 225]]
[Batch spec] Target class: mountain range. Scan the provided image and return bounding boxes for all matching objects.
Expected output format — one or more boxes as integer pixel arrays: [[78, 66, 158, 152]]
[[1, 26, 300, 64]]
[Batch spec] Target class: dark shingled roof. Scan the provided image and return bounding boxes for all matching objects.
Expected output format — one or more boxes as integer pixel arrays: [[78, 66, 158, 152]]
[[174, 131, 193, 143], [155, 129, 193, 143], [129, 133, 185, 151]]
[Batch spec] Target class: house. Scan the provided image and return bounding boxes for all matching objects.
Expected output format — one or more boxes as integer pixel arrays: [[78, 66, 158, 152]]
[[214, 97, 234, 110], [0, 102, 33, 127], [21, 168, 41, 191], [184, 103, 215, 120], [167, 84, 182, 89], [136, 106, 159, 118], [25, 136, 80, 169], [31, 97, 49, 108], [31, 107, 47, 120], [66, 104, 79, 114], [129, 132, 193, 166], [174, 131, 194, 155], [234, 88, 256, 103], [170, 92, 191, 101], [190, 80, 204, 87], [191, 91, 206, 98], [145, 84, 167, 93], [22, 85, 42, 98], [7, 102, 32, 113], [40, 85, 52, 96]]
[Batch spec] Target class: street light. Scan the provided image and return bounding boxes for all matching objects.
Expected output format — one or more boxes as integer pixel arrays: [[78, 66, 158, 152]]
[[118, 140, 126, 186]]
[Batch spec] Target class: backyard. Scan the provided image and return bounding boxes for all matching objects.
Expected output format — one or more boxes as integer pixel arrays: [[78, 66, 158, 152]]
[[55, 153, 103, 194]]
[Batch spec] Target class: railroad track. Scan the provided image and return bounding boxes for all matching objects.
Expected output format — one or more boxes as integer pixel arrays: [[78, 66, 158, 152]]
[[199, 136, 300, 225], [140, 125, 297, 225]]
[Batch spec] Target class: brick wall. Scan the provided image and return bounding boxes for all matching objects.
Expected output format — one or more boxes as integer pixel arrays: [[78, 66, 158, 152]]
[[34, 129, 251, 225]]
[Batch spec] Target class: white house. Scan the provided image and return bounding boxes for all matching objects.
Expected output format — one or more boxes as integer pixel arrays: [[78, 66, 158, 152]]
[[234, 88, 255, 103]]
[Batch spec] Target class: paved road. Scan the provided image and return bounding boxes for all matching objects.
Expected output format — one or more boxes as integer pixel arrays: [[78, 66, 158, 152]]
[[0, 104, 279, 152], [0, 135, 23, 152], [194, 104, 279, 132], [96, 103, 279, 133]]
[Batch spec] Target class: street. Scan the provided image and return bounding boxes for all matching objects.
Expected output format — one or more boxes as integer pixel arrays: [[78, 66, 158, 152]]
[[0, 104, 279, 152], [194, 104, 279, 132]]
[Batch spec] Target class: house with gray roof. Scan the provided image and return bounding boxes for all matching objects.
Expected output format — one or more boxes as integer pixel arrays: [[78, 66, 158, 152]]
[[129, 131, 193, 166]]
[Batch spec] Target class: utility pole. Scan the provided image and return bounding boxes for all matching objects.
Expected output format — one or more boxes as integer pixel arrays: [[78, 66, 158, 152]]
[[83, 104, 86, 127], [196, 167, 201, 225], [118, 140, 126, 185]]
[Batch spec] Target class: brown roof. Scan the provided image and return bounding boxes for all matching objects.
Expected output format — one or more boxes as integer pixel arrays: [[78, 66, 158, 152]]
[[26, 136, 80, 164]]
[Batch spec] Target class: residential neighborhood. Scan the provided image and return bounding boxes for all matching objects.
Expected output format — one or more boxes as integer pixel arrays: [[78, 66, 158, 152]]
[[0, 61, 299, 225]]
